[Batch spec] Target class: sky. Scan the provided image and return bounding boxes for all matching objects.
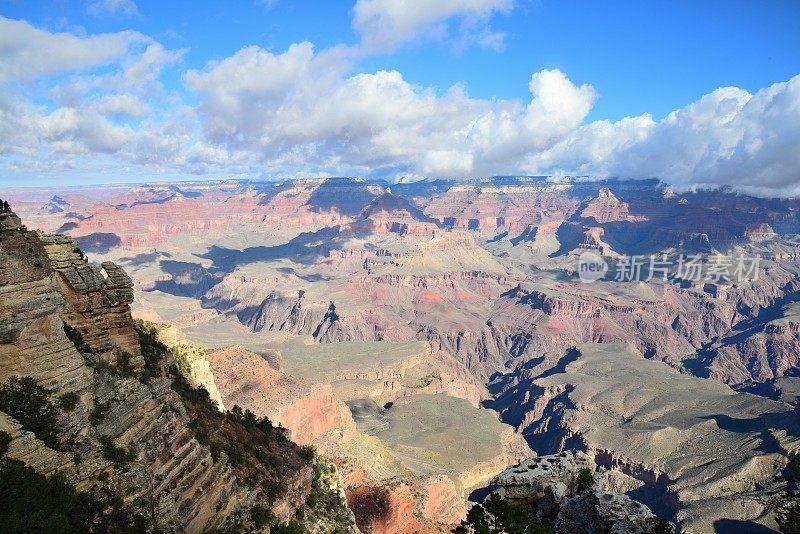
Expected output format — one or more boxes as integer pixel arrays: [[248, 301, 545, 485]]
[[1, 0, 799, 195]]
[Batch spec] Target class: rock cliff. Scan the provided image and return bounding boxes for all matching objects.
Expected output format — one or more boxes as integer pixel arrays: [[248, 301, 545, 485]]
[[0, 211, 356, 532]]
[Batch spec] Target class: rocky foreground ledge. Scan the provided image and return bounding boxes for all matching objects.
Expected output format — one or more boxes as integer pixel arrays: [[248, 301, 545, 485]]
[[486, 451, 672, 534]]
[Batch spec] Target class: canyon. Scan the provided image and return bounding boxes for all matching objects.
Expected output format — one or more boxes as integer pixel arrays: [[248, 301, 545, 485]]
[[4, 176, 800, 533]]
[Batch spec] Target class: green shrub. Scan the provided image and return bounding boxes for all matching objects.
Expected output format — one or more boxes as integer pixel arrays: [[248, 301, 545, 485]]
[[652, 518, 673, 534], [0, 457, 93, 532], [0, 376, 61, 449], [170, 342, 205, 375], [99, 435, 127, 464], [778, 453, 800, 534], [209, 442, 222, 461], [134, 319, 166, 378], [299, 444, 316, 463], [251, 505, 275, 529], [576, 467, 595, 494], [89, 401, 110, 425], [0, 431, 11, 457], [413, 374, 441, 388], [60, 392, 79, 413], [115, 350, 136, 378], [262, 479, 288, 504], [453, 492, 549, 534], [273, 520, 306, 534]]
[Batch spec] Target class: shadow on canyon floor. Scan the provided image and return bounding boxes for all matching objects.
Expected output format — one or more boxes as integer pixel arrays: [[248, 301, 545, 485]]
[[714, 519, 775, 533]]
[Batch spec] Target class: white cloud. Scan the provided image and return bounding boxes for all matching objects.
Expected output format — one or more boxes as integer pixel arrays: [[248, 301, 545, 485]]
[[88, 0, 140, 18], [184, 42, 595, 178], [122, 43, 186, 87], [0, 16, 146, 83], [1, 13, 800, 197], [0, 18, 187, 175], [95, 93, 150, 118], [353, 0, 513, 52], [528, 75, 800, 196]]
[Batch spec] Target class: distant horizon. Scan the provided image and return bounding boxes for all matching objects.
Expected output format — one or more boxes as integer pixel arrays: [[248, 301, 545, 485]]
[[6, 175, 797, 202]]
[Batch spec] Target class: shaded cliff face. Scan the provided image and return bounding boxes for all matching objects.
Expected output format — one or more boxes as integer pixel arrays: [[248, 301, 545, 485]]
[[696, 301, 800, 384], [0, 211, 356, 533]]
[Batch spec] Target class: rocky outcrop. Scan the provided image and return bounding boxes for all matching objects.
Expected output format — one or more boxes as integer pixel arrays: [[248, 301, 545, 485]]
[[555, 490, 663, 534], [580, 187, 647, 224], [355, 192, 440, 235], [489, 451, 668, 534], [0, 213, 89, 392], [41, 232, 141, 365], [491, 451, 595, 500], [0, 212, 356, 532], [744, 223, 777, 241], [700, 302, 800, 384]]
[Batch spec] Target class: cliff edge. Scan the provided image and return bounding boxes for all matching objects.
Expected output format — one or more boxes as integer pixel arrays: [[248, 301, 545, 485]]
[[0, 210, 356, 532]]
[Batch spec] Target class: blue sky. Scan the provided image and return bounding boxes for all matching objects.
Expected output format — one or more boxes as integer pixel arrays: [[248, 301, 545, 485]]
[[1, 0, 800, 194]]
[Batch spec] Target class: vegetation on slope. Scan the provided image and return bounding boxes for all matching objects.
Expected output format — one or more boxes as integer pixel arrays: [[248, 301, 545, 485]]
[[0, 458, 93, 533], [576, 467, 595, 494], [63, 322, 90, 354], [135, 318, 354, 532], [0, 430, 11, 457], [0, 316, 355, 534], [0, 375, 62, 449], [453, 493, 549, 534]]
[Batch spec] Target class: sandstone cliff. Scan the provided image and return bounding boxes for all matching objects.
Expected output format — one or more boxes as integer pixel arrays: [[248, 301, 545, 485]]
[[0, 211, 356, 533]]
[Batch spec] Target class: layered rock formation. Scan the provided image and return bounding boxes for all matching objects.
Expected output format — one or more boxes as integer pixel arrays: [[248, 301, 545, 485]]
[[699, 301, 800, 384], [206, 345, 356, 446], [0, 211, 356, 532], [579, 187, 647, 224], [42, 233, 142, 365]]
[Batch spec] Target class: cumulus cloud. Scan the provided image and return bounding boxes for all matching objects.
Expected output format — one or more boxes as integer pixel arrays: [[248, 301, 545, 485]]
[[0, 17, 188, 176], [184, 42, 595, 177], [528, 75, 800, 196], [0, 16, 146, 83], [122, 43, 186, 87], [353, 0, 513, 52]]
